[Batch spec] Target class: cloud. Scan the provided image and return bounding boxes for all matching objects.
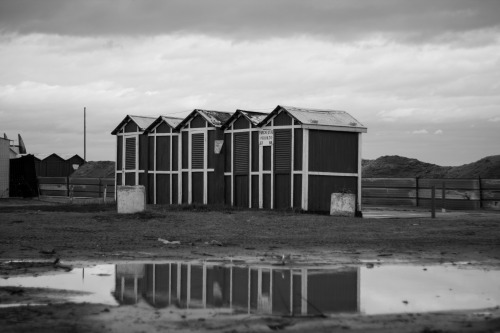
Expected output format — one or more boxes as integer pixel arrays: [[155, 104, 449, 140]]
[[434, 129, 443, 134], [488, 116, 500, 122], [412, 129, 429, 134], [1, 0, 499, 44]]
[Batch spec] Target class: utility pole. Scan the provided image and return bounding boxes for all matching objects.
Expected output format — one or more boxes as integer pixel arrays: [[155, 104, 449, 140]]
[[84, 107, 86, 162]]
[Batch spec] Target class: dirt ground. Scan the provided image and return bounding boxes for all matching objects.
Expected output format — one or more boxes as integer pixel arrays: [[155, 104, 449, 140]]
[[1, 198, 500, 332]]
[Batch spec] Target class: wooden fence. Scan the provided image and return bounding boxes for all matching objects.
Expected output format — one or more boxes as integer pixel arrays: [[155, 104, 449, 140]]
[[362, 178, 500, 210], [38, 177, 115, 199]]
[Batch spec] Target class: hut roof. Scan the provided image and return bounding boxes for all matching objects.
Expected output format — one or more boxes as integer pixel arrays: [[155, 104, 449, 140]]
[[176, 109, 232, 129], [144, 115, 183, 133], [111, 115, 156, 135], [221, 109, 269, 129]]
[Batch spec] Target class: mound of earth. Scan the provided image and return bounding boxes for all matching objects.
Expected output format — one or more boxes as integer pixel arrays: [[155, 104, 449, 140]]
[[363, 155, 500, 178], [70, 161, 115, 178]]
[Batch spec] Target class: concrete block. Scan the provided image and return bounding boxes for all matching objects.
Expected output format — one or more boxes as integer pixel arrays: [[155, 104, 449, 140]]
[[330, 192, 356, 217], [117, 185, 145, 214]]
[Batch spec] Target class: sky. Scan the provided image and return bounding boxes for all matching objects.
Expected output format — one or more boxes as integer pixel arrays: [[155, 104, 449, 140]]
[[1, 0, 499, 166]]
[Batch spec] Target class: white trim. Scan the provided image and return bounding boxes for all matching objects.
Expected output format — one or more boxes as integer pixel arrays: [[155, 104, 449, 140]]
[[154, 133, 157, 204], [301, 124, 367, 133], [290, 127, 294, 208], [270, 118, 274, 209], [301, 269, 307, 315], [259, 144, 263, 209], [231, 132, 234, 206], [203, 132, 208, 204], [357, 132, 362, 212], [178, 133, 182, 204], [308, 171, 358, 177], [170, 133, 173, 204], [301, 129, 309, 211]]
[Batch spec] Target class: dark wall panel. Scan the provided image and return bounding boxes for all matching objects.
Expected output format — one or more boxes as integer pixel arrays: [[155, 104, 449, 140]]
[[251, 131, 259, 172], [225, 176, 231, 205], [157, 122, 170, 133], [252, 175, 259, 208], [182, 172, 188, 203], [208, 130, 215, 169], [308, 175, 358, 212], [263, 174, 271, 209], [192, 172, 204, 204], [156, 174, 170, 204], [234, 116, 249, 130], [293, 174, 302, 209], [117, 136, 123, 171], [234, 132, 249, 175], [116, 173, 122, 185], [139, 134, 148, 170], [273, 111, 292, 126], [156, 136, 170, 171], [172, 136, 179, 171], [274, 129, 291, 173], [182, 132, 188, 169], [309, 130, 358, 173], [125, 137, 136, 170], [148, 137, 155, 171], [125, 121, 137, 132], [307, 270, 358, 314], [263, 146, 271, 171], [172, 174, 178, 204], [234, 175, 249, 207], [191, 115, 206, 128], [275, 174, 291, 209], [125, 172, 135, 186], [139, 172, 147, 187], [224, 133, 232, 172], [294, 129, 302, 171], [148, 174, 154, 204]]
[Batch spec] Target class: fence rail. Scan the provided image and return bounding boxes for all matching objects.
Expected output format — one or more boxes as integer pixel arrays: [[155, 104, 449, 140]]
[[38, 177, 115, 199], [362, 178, 500, 210]]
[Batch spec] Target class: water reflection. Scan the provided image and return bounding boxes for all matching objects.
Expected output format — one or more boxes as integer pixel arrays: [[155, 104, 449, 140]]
[[113, 263, 359, 316]]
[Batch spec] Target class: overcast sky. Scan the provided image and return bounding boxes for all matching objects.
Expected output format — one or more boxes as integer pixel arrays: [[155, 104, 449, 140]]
[[1, 0, 499, 165]]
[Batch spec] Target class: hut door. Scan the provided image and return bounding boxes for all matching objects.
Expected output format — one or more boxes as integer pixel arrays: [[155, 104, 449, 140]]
[[124, 136, 137, 185], [191, 131, 205, 204], [274, 129, 292, 209], [233, 132, 250, 207]]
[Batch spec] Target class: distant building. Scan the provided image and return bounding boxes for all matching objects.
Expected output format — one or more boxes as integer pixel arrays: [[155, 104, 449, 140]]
[[112, 105, 367, 213], [0, 137, 9, 198], [34, 153, 85, 177]]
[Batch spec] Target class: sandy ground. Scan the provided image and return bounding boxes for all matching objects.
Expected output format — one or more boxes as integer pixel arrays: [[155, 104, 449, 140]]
[[1, 198, 500, 332]]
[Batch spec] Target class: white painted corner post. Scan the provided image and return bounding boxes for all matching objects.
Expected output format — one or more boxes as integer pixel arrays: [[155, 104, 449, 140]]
[[357, 132, 362, 213], [301, 128, 309, 211]]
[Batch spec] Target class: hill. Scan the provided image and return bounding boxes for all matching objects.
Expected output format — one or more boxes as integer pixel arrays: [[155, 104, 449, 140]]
[[71, 161, 115, 178], [363, 155, 500, 178]]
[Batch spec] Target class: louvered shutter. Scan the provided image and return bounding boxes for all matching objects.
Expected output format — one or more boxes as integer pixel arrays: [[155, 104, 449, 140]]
[[191, 133, 204, 169], [125, 137, 136, 170], [274, 130, 291, 172], [234, 132, 249, 174]]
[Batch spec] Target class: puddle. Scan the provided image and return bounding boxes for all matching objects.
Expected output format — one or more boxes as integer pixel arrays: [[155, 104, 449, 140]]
[[1, 261, 499, 316]]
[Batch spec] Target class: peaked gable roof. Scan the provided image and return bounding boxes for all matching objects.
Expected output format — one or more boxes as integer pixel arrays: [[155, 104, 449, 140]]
[[111, 115, 156, 135], [259, 105, 367, 132], [175, 109, 232, 129], [221, 109, 269, 129], [144, 115, 183, 133]]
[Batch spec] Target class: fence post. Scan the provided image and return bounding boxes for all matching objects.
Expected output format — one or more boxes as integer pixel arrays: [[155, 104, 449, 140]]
[[442, 181, 446, 212], [416, 177, 419, 207], [478, 176, 482, 209], [66, 176, 70, 197], [431, 186, 436, 218]]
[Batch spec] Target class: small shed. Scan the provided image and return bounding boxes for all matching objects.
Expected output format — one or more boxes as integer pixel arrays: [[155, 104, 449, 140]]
[[0, 137, 9, 198], [143, 116, 183, 204], [111, 115, 156, 187], [221, 109, 268, 207], [34, 153, 85, 177], [175, 109, 232, 205], [257, 105, 367, 213]]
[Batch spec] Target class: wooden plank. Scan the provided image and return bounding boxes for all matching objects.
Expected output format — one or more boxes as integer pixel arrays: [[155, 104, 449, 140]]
[[38, 177, 67, 184], [362, 178, 416, 188], [39, 184, 67, 191], [39, 190, 67, 196], [418, 189, 480, 200], [419, 198, 479, 210], [481, 179, 500, 189], [72, 191, 100, 198], [362, 188, 416, 198], [70, 184, 100, 192], [482, 200, 500, 210], [418, 179, 479, 189], [362, 197, 416, 206], [482, 190, 500, 200], [69, 178, 100, 185], [100, 178, 115, 186]]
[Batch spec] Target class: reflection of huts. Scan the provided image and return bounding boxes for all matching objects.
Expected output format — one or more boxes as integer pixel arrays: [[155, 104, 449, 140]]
[[113, 262, 359, 315], [34, 153, 85, 177], [0, 137, 9, 198], [112, 105, 366, 213]]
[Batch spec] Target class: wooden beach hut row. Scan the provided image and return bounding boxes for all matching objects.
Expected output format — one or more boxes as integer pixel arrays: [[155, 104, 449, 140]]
[[111, 105, 367, 213]]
